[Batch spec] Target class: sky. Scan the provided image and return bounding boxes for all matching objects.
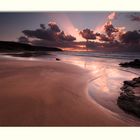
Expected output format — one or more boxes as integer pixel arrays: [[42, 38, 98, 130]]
[[0, 12, 140, 42]]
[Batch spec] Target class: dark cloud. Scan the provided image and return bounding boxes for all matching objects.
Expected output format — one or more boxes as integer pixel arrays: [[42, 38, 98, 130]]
[[80, 25, 119, 42], [129, 15, 140, 22], [95, 32, 101, 36], [94, 32, 111, 42], [98, 34, 112, 42], [40, 24, 46, 30], [22, 22, 76, 42], [48, 22, 60, 32], [31, 39, 77, 49], [31, 39, 54, 46], [120, 30, 140, 44], [22, 29, 56, 41], [18, 36, 29, 44], [57, 31, 76, 41], [104, 22, 118, 37], [79, 29, 96, 41]]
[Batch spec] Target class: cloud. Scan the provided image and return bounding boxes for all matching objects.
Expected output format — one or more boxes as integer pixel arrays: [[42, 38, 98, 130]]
[[22, 22, 76, 42], [58, 31, 76, 41], [40, 24, 46, 30], [104, 22, 118, 37], [129, 15, 140, 22], [98, 34, 112, 42], [48, 22, 60, 32], [80, 14, 126, 44], [120, 30, 140, 44], [79, 29, 96, 41], [22, 28, 56, 41], [103, 22, 126, 42], [94, 12, 117, 33], [18, 36, 30, 44], [94, 12, 123, 42], [31, 39, 77, 49], [80, 22, 124, 43], [108, 12, 117, 20]]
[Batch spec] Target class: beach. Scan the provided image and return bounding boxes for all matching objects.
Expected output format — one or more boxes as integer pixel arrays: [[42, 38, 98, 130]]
[[0, 58, 128, 126]]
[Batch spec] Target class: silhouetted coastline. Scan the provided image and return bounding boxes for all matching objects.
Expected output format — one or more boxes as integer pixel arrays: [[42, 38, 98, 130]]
[[0, 41, 62, 52]]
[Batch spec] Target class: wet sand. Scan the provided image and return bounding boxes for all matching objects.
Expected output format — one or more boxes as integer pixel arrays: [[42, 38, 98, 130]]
[[0, 59, 127, 126]]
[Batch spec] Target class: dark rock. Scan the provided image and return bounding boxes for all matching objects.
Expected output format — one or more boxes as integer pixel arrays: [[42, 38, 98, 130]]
[[120, 84, 128, 90], [133, 77, 140, 83], [134, 83, 140, 87], [124, 80, 136, 87], [56, 58, 60, 61], [119, 59, 140, 68], [117, 77, 140, 118]]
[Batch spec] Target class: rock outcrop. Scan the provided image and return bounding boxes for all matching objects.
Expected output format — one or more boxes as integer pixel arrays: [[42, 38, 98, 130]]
[[117, 77, 140, 118], [119, 59, 140, 68]]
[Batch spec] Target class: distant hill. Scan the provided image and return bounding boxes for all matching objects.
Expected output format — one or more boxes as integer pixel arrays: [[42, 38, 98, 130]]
[[0, 41, 62, 52]]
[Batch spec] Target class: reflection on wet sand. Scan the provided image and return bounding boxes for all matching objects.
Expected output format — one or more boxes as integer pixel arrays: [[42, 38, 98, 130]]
[[58, 54, 140, 125]]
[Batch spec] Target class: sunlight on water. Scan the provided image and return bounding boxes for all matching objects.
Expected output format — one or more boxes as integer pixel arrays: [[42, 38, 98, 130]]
[[55, 52, 140, 125]]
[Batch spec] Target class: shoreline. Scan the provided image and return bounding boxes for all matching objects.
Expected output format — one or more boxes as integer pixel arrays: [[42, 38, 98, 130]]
[[0, 58, 128, 126]]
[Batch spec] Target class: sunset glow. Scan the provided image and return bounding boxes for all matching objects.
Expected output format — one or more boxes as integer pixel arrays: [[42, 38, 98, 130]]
[[62, 45, 93, 52], [48, 13, 84, 41], [0, 12, 140, 52], [94, 12, 117, 34], [0, 11, 140, 127]]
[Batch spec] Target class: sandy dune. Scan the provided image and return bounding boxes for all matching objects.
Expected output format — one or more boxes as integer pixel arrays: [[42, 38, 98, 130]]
[[0, 59, 127, 126]]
